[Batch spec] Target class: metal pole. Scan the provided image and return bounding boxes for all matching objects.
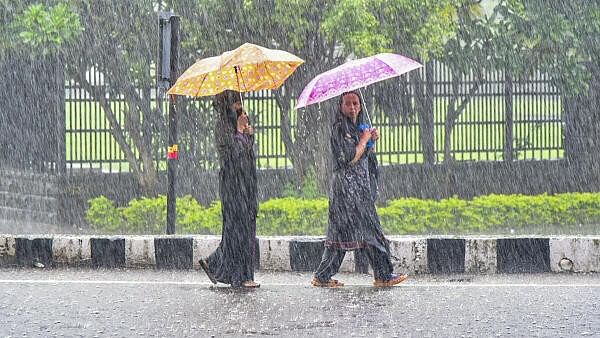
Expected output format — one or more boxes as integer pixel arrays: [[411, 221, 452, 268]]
[[504, 68, 514, 162], [163, 14, 180, 235], [358, 88, 372, 125]]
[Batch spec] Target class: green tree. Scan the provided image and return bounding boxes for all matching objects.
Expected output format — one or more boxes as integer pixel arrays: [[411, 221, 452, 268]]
[[499, 0, 600, 160], [324, 0, 482, 164], [64, 0, 162, 195], [8, 0, 596, 192], [12, 3, 82, 56], [337, 0, 489, 163], [4, 0, 163, 195], [167, 0, 368, 188], [440, 0, 600, 162], [436, 1, 495, 162], [168, 0, 470, 183], [422, 0, 597, 162], [0, 1, 82, 170], [0, 1, 82, 65]]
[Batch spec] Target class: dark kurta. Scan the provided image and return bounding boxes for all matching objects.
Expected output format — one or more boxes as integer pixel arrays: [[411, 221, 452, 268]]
[[325, 115, 388, 252], [206, 107, 258, 285]]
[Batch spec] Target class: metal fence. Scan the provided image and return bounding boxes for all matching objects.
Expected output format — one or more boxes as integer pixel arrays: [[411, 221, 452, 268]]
[[64, 61, 563, 173]]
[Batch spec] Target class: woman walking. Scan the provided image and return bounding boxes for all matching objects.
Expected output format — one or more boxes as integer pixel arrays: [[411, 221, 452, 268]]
[[199, 90, 259, 288], [312, 91, 407, 288]]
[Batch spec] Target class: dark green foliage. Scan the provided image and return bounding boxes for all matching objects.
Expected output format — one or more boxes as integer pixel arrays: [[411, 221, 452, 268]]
[[87, 193, 600, 235]]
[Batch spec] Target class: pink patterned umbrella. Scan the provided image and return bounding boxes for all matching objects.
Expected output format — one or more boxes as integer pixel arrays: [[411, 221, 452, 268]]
[[295, 53, 422, 109]]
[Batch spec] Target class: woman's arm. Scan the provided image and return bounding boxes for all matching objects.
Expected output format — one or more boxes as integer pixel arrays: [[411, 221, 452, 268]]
[[349, 138, 369, 165], [331, 122, 372, 166], [349, 129, 372, 165]]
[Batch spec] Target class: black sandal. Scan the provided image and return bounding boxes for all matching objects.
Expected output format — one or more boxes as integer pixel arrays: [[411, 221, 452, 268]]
[[198, 259, 217, 285]]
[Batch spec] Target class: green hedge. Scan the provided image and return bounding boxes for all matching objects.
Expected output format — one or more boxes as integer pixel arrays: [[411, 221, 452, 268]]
[[86, 193, 600, 235]]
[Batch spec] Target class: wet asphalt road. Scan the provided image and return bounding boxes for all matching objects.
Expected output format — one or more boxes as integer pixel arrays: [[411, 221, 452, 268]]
[[0, 268, 599, 337]]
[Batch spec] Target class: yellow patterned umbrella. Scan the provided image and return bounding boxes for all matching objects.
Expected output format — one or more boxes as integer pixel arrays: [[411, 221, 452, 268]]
[[167, 42, 304, 97]]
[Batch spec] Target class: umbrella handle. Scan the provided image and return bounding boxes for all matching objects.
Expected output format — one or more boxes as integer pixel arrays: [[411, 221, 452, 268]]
[[358, 88, 372, 126], [234, 66, 246, 111], [358, 88, 378, 150]]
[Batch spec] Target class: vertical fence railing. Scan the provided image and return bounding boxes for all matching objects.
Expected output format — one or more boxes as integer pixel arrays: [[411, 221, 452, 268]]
[[64, 61, 564, 173]]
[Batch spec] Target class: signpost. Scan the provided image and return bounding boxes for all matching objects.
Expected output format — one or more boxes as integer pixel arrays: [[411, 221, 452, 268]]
[[158, 12, 180, 235]]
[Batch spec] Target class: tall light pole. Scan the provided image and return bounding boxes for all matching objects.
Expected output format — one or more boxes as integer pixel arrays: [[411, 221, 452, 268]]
[[158, 12, 180, 235]]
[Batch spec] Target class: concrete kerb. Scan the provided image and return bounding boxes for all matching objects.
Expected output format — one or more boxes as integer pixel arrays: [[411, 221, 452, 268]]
[[388, 237, 428, 275], [125, 236, 155, 268], [52, 235, 92, 267], [14, 235, 54, 267], [153, 236, 195, 269], [464, 237, 497, 274], [0, 234, 16, 265], [550, 237, 600, 273], [193, 235, 221, 270], [89, 236, 126, 268], [259, 236, 292, 271], [0, 235, 598, 273]]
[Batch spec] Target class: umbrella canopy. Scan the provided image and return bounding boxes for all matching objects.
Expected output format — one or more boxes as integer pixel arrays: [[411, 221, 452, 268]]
[[295, 53, 422, 109], [167, 42, 304, 97]]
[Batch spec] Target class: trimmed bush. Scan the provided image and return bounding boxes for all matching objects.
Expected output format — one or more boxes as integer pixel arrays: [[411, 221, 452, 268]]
[[258, 198, 328, 235], [86, 196, 123, 232], [86, 193, 600, 235]]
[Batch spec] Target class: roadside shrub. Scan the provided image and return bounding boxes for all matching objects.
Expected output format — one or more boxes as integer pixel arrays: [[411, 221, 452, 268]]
[[86, 195, 123, 232], [86, 193, 600, 235], [258, 198, 328, 235]]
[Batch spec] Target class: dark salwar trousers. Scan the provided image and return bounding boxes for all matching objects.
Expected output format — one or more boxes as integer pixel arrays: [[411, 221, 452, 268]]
[[314, 244, 393, 281]]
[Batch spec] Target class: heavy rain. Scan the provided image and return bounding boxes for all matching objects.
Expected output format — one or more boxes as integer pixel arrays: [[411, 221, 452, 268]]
[[0, 0, 599, 336]]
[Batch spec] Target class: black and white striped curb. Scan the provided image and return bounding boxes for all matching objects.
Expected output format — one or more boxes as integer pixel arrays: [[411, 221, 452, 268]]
[[0, 235, 598, 273]]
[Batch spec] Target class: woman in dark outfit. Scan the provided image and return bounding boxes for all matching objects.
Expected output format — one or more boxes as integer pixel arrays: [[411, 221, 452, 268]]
[[312, 91, 407, 288], [199, 90, 259, 288]]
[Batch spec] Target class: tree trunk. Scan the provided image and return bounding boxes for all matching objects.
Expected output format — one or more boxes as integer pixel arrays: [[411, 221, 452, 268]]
[[414, 65, 436, 164], [275, 90, 311, 187], [443, 74, 481, 162], [275, 47, 338, 192], [443, 106, 457, 162], [313, 100, 337, 191], [564, 62, 600, 162], [73, 73, 159, 196]]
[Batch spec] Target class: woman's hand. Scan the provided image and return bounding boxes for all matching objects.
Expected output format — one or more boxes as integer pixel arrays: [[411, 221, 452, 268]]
[[237, 114, 249, 133], [359, 128, 372, 145], [245, 125, 254, 136], [370, 128, 379, 141]]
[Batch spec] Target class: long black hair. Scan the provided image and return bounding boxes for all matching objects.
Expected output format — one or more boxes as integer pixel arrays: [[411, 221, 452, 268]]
[[213, 90, 242, 132]]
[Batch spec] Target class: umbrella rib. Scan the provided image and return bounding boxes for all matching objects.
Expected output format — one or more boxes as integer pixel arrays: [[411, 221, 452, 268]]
[[237, 65, 250, 92], [265, 62, 280, 89], [194, 74, 209, 97], [234, 66, 246, 109]]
